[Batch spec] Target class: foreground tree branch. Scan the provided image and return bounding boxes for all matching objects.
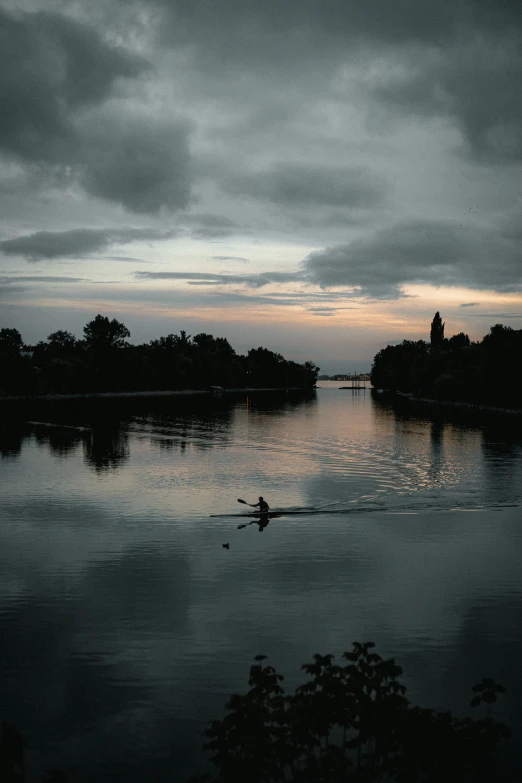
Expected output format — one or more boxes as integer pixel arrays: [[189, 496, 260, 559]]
[[188, 641, 509, 783]]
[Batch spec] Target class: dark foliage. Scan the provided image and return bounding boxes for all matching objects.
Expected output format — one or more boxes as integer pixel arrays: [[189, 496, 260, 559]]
[[1, 645, 509, 782], [371, 315, 522, 408], [187, 641, 508, 783], [0, 328, 23, 354], [0, 315, 319, 396]]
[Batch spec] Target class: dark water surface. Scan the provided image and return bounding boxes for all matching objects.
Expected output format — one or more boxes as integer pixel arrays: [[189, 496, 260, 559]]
[[2, 385, 522, 780]]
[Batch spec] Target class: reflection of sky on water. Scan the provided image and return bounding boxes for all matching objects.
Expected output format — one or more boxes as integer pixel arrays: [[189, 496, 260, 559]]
[[1, 391, 522, 780]]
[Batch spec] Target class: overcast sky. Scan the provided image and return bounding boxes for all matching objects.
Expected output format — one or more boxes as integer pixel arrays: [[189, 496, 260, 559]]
[[1, 0, 521, 372]]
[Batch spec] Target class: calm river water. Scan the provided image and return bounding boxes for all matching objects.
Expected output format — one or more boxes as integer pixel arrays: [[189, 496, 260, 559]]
[[2, 384, 522, 781]]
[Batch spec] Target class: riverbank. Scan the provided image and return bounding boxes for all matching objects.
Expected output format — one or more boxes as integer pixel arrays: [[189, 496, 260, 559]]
[[374, 389, 522, 416], [0, 386, 311, 403], [410, 395, 522, 416]]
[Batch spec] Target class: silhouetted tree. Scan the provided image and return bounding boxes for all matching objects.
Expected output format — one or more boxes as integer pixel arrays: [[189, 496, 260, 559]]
[[303, 361, 320, 382], [430, 311, 445, 347], [83, 315, 130, 350], [447, 332, 470, 349], [0, 328, 33, 395], [373, 315, 522, 408], [149, 333, 185, 352], [0, 328, 23, 354], [371, 340, 429, 393], [480, 324, 522, 406], [47, 330, 77, 353]]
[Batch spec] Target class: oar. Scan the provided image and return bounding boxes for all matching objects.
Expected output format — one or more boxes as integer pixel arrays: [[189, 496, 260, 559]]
[[238, 498, 254, 528], [237, 498, 251, 526]]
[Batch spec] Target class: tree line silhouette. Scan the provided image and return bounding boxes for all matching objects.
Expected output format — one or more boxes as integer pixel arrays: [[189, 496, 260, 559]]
[[0, 315, 319, 396], [371, 313, 522, 409]]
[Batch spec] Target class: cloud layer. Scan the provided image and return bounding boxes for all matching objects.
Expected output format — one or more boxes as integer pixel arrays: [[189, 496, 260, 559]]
[[149, 0, 522, 162], [0, 7, 191, 213], [304, 218, 522, 298], [223, 164, 386, 208], [135, 270, 303, 287], [0, 228, 175, 260]]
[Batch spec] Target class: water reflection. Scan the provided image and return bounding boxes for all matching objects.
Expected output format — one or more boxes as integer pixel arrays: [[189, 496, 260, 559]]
[[0, 423, 26, 459], [481, 425, 522, 506], [428, 420, 444, 485], [142, 404, 235, 453], [370, 397, 522, 510], [84, 423, 130, 472], [33, 422, 86, 457], [0, 392, 318, 468], [0, 538, 191, 778], [2, 390, 522, 781], [154, 436, 188, 454], [237, 514, 279, 532]]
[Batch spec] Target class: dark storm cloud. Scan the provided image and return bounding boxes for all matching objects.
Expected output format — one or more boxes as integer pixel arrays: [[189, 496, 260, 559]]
[[191, 226, 237, 240], [148, 0, 522, 164], [370, 39, 522, 162], [0, 7, 192, 213], [79, 110, 192, 213], [303, 219, 522, 298], [147, 0, 522, 95], [0, 227, 175, 260], [150, 0, 504, 60], [186, 214, 238, 228], [135, 270, 304, 287], [0, 7, 149, 163], [184, 214, 240, 239], [223, 164, 386, 208]]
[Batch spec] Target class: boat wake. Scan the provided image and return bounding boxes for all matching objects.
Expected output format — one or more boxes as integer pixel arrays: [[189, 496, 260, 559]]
[[210, 500, 522, 519]]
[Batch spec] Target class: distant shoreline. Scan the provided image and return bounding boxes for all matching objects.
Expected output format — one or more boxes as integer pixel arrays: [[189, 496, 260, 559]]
[[0, 386, 312, 403]]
